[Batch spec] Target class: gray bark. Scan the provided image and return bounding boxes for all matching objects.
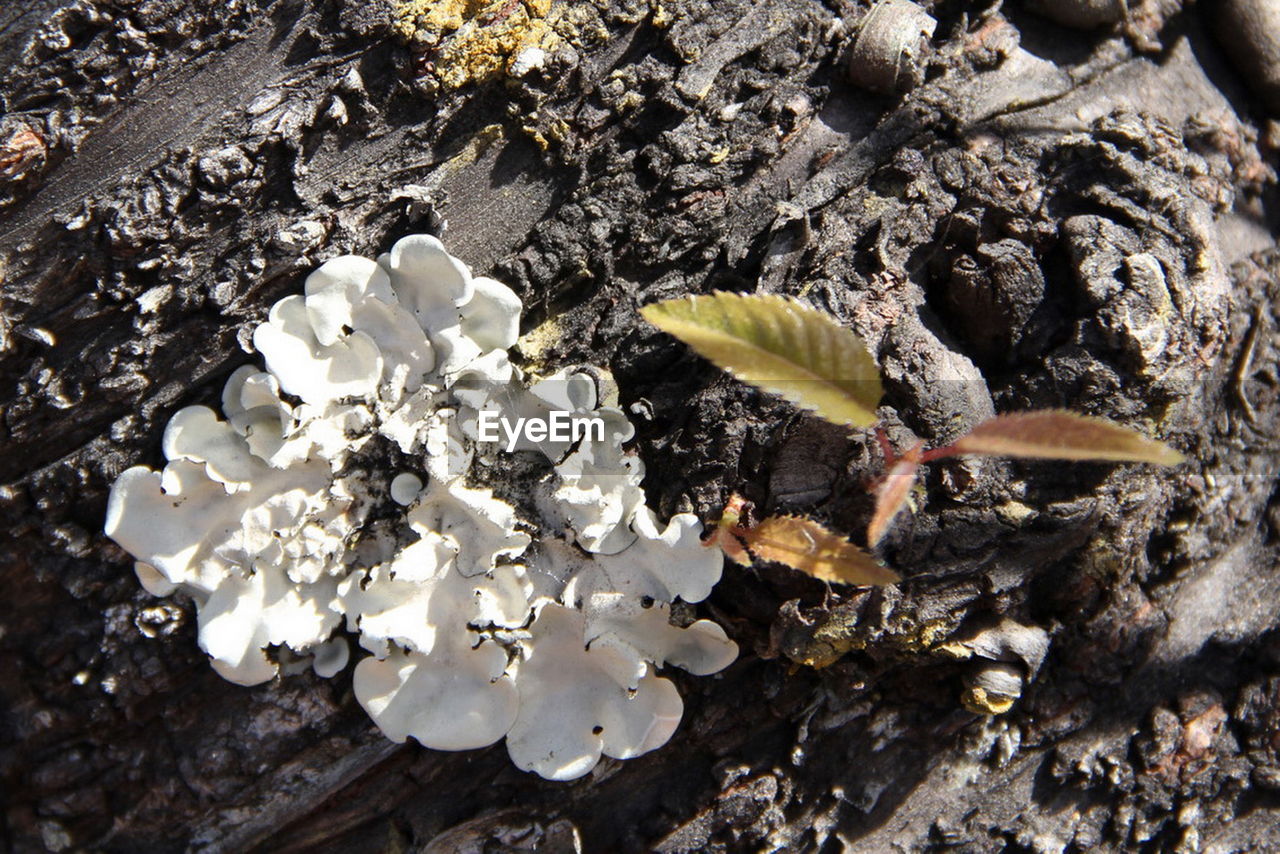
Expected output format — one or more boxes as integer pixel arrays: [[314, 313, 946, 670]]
[[3, 0, 1280, 851]]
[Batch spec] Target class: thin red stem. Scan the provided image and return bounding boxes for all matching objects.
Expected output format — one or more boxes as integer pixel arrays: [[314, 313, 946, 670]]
[[874, 427, 897, 466], [920, 444, 961, 464]]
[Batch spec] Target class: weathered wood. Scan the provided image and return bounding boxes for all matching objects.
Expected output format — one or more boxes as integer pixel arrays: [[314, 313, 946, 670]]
[[3, 1, 1280, 851]]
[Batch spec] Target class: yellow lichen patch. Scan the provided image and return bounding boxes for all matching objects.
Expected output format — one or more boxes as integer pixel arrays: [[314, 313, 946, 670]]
[[553, 3, 610, 48], [393, 0, 480, 40], [617, 91, 644, 111], [515, 313, 563, 372], [394, 0, 564, 90], [789, 617, 954, 669], [961, 686, 1016, 716], [451, 123, 507, 167], [936, 641, 974, 660], [893, 618, 952, 653], [782, 612, 961, 669], [420, 124, 507, 192], [523, 116, 571, 152], [790, 627, 866, 671], [995, 500, 1036, 526]]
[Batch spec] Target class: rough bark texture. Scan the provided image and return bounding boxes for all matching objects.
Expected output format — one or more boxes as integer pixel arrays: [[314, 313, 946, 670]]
[[3, 0, 1280, 851]]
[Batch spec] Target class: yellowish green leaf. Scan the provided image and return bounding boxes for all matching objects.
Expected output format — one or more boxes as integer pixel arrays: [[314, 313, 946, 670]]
[[743, 515, 900, 586], [640, 292, 882, 428], [952, 411, 1185, 465]]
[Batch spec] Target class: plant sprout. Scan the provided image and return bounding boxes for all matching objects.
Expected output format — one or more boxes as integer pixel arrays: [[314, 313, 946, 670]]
[[642, 292, 1185, 579]]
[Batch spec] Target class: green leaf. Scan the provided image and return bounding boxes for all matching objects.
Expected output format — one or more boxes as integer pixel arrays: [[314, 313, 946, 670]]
[[951, 411, 1186, 465], [640, 292, 882, 428]]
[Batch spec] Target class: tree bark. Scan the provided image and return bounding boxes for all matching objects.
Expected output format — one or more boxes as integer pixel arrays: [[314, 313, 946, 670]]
[[3, 0, 1279, 851]]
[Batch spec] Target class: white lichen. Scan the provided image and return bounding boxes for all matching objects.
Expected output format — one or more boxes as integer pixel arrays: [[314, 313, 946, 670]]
[[105, 234, 736, 780]]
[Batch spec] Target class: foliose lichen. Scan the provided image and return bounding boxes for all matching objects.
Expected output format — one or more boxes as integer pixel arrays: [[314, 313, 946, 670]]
[[106, 234, 736, 780]]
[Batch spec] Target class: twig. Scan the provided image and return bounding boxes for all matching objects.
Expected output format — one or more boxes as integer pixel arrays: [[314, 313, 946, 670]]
[[1233, 303, 1266, 425]]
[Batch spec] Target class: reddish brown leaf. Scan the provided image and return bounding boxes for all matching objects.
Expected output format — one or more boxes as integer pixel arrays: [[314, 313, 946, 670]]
[[951, 410, 1185, 465], [867, 455, 922, 547], [742, 515, 899, 586], [704, 494, 753, 565], [705, 525, 752, 566]]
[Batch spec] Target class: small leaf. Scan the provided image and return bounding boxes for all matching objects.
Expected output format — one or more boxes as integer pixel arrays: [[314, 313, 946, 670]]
[[704, 494, 754, 565], [867, 455, 922, 547], [951, 410, 1185, 465], [640, 292, 882, 428], [742, 515, 900, 586], [706, 528, 753, 566]]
